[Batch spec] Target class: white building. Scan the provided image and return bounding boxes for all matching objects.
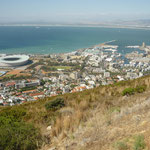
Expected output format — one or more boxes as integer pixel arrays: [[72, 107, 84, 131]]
[[104, 72, 110, 78], [0, 55, 29, 67]]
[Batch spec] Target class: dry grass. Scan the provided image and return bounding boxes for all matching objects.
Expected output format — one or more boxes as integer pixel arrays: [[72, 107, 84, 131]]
[[45, 76, 150, 149], [6, 69, 31, 77], [78, 100, 89, 111], [56, 92, 150, 150], [2, 75, 150, 150], [50, 105, 86, 141]]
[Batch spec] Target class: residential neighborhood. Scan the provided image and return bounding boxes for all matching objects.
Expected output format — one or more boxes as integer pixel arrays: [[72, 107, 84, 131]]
[[0, 42, 150, 106]]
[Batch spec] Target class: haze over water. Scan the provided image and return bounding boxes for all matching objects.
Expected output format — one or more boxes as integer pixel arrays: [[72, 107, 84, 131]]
[[0, 26, 150, 55]]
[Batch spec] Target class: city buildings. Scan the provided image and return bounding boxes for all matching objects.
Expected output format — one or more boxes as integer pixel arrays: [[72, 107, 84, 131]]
[[0, 43, 150, 106]]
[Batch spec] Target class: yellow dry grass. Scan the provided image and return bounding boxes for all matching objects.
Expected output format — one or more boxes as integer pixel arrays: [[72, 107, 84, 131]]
[[6, 69, 31, 77], [52, 91, 150, 150], [2, 75, 150, 150]]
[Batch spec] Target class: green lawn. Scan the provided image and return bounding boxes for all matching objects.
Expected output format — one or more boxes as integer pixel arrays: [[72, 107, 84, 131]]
[[52, 66, 72, 70]]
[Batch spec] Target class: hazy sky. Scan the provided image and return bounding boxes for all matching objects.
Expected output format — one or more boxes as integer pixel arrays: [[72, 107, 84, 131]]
[[0, 0, 150, 24]]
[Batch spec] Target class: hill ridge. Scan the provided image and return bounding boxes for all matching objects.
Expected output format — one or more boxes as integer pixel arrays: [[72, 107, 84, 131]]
[[1, 75, 150, 150]]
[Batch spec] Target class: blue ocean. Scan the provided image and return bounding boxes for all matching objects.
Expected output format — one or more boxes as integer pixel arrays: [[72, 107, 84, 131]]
[[0, 26, 150, 55]]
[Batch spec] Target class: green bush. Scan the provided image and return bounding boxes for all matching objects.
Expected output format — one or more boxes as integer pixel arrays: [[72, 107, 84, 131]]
[[134, 135, 145, 150], [114, 80, 127, 87], [0, 107, 26, 122], [45, 98, 65, 111], [115, 141, 128, 150], [0, 108, 42, 150], [0, 119, 41, 150], [122, 85, 146, 96], [135, 85, 146, 93], [122, 87, 135, 96]]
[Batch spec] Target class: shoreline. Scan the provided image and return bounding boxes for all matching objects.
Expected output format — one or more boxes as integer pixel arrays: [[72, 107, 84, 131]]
[[0, 24, 150, 30], [0, 40, 117, 56]]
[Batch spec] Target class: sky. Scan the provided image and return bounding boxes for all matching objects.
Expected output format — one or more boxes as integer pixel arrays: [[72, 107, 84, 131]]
[[0, 0, 150, 24]]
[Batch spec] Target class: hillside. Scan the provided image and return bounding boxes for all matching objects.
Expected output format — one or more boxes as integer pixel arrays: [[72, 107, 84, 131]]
[[1, 75, 150, 150]]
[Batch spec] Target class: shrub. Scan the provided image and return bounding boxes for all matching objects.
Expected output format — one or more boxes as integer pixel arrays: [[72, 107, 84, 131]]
[[135, 85, 146, 93], [109, 107, 121, 113], [115, 141, 128, 150], [114, 80, 127, 87], [122, 88, 135, 96], [134, 135, 145, 150], [0, 107, 26, 122], [45, 98, 65, 111], [122, 85, 147, 96], [0, 116, 42, 150], [0, 107, 42, 150]]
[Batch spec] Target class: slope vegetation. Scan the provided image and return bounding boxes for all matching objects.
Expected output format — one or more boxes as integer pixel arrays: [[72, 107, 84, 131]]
[[1, 75, 150, 150]]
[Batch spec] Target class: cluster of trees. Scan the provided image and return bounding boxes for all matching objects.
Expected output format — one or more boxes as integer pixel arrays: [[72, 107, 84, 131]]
[[45, 98, 65, 111], [47, 61, 76, 67], [41, 66, 57, 72], [27, 61, 44, 70], [19, 86, 37, 92], [0, 75, 31, 82], [122, 85, 146, 96]]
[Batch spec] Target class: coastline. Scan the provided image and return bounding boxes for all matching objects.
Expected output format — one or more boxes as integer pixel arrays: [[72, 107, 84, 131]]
[[0, 40, 116, 56], [0, 24, 150, 30]]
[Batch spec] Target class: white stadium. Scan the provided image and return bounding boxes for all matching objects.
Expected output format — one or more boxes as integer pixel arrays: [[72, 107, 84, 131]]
[[0, 55, 29, 67]]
